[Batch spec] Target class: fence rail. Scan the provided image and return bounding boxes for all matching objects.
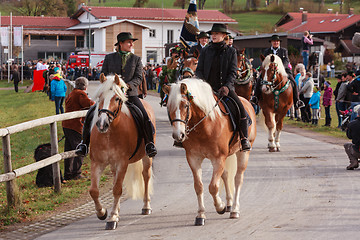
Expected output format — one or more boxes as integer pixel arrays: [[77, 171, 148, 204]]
[[1, 110, 88, 207]]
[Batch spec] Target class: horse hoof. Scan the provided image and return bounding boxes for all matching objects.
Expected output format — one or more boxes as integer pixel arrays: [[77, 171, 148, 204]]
[[142, 208, 152, 215], [216, 206, 226, 215], [195, 217, 205, 226], [105, 221, 118, 230], [97, 209, 107, 221], [226, 206, 232, 212], [230, 212, 240, 219], [276, 148, 280, 152], [269, 148, 276, 152]]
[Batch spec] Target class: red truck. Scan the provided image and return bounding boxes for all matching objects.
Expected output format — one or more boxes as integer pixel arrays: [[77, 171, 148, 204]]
[[66, 53, 106, 69]]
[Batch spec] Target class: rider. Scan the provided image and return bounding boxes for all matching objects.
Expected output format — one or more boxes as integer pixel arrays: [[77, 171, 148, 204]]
[[195, 23, 251, 151], [76, 32, 157, 158], [253, 34, 304, 109], [189, 31, 210, 57]]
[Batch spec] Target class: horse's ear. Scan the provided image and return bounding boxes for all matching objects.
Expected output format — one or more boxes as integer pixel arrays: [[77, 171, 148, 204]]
[[260, 55, 265, 62], [100, 73, 106, 83], [162, 84, 170, 95], [194, 49, 200, 59], [241, 48, 245, 54], [114, 74, 120, 85], [270, 55, 275, 63], [180, 83, 187, 94]]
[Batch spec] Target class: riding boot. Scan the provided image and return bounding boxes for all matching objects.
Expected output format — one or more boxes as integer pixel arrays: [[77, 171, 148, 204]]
[[76, 103, 97, 157], [144, 119, 157, 157], [239, 118, 251, 151]]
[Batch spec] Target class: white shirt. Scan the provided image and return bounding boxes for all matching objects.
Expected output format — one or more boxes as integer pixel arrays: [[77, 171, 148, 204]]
[[36, 62, 43, 70]]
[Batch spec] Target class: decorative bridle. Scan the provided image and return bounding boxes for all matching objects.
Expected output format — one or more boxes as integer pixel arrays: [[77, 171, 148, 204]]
[[98, 97, 122, 124], [236, 54, 252, 84]]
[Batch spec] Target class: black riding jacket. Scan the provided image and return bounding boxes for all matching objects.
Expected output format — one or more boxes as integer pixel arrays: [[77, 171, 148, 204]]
[[347, 117, 360, 153]]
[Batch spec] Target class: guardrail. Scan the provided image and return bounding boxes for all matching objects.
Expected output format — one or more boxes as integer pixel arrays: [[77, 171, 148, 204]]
[[1, 110, 88, 207]]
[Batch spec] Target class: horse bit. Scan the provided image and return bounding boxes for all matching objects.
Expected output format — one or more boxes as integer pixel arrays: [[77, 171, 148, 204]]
[[98, 97, 122, 123]]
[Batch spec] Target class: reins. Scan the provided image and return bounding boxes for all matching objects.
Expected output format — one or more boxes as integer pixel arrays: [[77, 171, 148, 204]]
[[98, 98, 122, 123]]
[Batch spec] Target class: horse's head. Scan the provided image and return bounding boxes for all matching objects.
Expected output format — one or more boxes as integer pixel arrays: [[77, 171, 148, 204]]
[[260, 54, 287, 93], [182, 56, 198, 78], [236, 48, 252, 79], [162, 78, 221, 143], [92, 73, 128, 133]]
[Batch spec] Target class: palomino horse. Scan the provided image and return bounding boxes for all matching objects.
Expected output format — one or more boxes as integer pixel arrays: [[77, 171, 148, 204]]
[[234, 49, 253, 101], [259, 54, 293, 152], [163, 78, 256, 225], [89, 74, 155, 230]]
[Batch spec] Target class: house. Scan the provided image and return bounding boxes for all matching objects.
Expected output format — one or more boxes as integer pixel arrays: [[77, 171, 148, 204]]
[[0, 16, 81, 61], [69, 5, 238, 65]]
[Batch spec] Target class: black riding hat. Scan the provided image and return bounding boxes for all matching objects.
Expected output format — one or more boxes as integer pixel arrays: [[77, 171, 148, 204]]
[[269, 34, 282, 42], [197, 31, 210, 39], [206, 23, 230, 35], [114, 32, 138, 46]]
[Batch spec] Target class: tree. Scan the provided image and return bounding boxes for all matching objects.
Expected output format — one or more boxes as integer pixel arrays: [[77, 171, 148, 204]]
[[173, 0, 186, 9], [198, 0, 206, 9], [16, 0, 68, 16], [133, 0, 149, 7]]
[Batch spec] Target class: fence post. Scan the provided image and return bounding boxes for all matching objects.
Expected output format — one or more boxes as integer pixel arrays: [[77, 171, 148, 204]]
[[2, 134, 17, 207], [50, 122, 61, 193]]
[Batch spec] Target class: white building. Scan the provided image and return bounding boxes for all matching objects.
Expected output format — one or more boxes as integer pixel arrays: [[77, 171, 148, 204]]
[[69, 5, 238, 65]]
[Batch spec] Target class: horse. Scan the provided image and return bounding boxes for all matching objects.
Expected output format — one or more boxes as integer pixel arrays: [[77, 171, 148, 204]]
[[89, 73, 155, 230], [234, 49, 253, 101], [162, 78, 256, 225], [182, 54, 198, 78], [259, 54, 293, 152]]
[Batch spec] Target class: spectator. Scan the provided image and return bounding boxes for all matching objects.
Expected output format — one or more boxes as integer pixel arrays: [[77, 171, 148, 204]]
[[330, 61, 335, 78], [322, 81, 333, 126], [62, 77, 95, 180], [336, 73, 349, 125], [11, 65, 20, 93], [309, 86, 321, 125], [333, 74, 343, 127], [36, 59, 43, 70], [299, 72, 314, 123], [346, 71, 360, 121], [290, 63, 305, 120], [51, 76, 67, 114], [326, 62, 331, 78], [344, 106, 360, 170], [302, 31, 313, 70]]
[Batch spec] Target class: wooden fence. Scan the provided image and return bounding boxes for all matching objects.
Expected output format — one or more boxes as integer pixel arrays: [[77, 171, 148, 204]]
[[0, 110, 88, 207]]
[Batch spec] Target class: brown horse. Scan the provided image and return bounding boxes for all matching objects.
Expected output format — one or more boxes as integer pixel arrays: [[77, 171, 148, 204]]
[[89, 74, 155, 230], [259, 54, 293, 152], [182, 55, 198, 78], [163, 78, 256, 225], [234, 49, 253, 101]]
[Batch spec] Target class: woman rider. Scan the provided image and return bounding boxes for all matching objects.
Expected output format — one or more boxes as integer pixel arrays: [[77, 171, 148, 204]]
[[76, 32, 157, 157], [195, 23, 251, 151]]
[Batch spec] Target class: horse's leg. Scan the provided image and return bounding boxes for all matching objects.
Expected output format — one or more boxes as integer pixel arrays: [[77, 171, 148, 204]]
[[209, 157, 226, 215], [230, 150, 249, 219], [274, 112, 286, 152], [264, 111, 276, 152], [187, 154, 206, 226], [105, 163, 128, 230], [141, 156, 152, 215], [221, 169, 233, 212], [89, 162, 107, 220]]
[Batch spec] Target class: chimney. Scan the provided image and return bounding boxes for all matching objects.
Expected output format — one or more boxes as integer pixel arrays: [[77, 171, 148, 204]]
[[349, 8, 354, 16], [336, 12, 339, 16], [327, 9, 333, 14], [302, 11, 308, 23], [299, 7, 304, 13], [110, 16, 117, 21]]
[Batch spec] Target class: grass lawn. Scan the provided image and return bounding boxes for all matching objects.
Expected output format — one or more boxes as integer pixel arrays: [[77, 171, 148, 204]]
[[0, 89, 109, 228], [0, 80, 32, 89]]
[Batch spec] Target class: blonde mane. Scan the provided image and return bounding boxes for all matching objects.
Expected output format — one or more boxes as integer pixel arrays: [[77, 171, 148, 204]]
[[262, 54, 287, 77], [91, 75, 130, 130], [167, 78, 222, 120]]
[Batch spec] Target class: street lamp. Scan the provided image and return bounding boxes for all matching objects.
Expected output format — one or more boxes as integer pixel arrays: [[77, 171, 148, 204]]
[[88, 8, 92, 68]]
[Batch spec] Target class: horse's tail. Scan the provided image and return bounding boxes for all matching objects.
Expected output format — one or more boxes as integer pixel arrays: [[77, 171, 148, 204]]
[[123, 159, 153, 200], [220, 154, 237, 196]]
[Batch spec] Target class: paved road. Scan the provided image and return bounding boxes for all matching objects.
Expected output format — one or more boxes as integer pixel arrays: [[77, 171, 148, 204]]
[[32, 86, 360, 240]]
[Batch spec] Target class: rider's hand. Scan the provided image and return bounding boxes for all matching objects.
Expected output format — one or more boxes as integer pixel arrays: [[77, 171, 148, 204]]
[[218, 86, 229, 97]]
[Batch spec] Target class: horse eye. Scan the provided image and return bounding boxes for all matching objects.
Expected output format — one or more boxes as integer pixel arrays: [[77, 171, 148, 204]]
[[110, 87, 113, 90], [115, 97, 120, 101]]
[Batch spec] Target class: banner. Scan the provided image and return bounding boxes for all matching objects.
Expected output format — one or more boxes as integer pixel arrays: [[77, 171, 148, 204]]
[[180, 0, 200, 49], [1, 27, 9, 47], [14, 27, 22, 47]]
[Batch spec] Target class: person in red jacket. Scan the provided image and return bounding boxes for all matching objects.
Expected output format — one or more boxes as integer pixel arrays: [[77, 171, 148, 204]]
[[62, 77, 95, 180]]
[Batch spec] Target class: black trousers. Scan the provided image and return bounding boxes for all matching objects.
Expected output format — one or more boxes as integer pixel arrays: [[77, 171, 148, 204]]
[[227, 90, 248, 138], [63, 128, 84, 179]]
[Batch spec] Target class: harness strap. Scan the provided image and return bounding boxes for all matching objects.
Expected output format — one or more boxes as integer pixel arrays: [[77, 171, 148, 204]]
[[273, 80, 290, 110], [182, 67, 195, 76]]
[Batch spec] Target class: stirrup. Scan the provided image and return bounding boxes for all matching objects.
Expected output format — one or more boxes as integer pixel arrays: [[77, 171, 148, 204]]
[[241, 138, 252, 152], [296, 100, 305, 109], [75, 142, 88, 157]]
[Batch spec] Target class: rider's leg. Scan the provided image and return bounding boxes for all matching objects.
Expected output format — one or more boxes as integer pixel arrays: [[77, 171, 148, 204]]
[[228, 91, 251, 151], [288, 74, 304, 108], [252, 77, 261, 104], [127, 96, 157, 157], [76, 103, 97, 156]]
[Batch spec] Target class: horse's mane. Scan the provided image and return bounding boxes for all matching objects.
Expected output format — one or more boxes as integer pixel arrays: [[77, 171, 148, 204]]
[[91, 75, 130, 130], [167, 78, 221, 121], [262, 54, 287, 77]]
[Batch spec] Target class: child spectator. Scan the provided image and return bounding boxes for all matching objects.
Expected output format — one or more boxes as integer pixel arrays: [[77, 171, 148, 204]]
[[323, 81, 333, 126], [309, 86, 321, 125], [51, 76, 67, 114], [326, 62, 331, 78]]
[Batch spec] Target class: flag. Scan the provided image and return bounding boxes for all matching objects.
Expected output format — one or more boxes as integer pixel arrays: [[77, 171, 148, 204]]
[[13, 27, 22, 47], [0, 27, 9, 47], [180, 0, 200, 50]]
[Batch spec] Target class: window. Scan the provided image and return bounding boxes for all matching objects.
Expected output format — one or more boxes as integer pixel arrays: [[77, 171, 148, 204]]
[[149, 29, 156, 38], [167, 30, 173, 44], [147, 50, 157, 64]]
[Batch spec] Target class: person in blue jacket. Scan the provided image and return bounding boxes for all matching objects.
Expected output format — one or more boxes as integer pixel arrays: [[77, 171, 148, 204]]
[[309, 87, 321, 125], [51, 75, 67, 114]]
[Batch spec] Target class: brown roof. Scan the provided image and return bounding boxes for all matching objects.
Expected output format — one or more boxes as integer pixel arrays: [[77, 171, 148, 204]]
[[338, 39, 360, 54], [23, 29, 84, 36], [74, 6, 236, 23], [0, 16, 80, 29], [276, 12, 360, 34]]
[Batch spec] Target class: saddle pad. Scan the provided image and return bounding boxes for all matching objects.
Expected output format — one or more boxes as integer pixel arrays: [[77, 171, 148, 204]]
[[125, 102, 144, 160], [221, 97, 252, 132]]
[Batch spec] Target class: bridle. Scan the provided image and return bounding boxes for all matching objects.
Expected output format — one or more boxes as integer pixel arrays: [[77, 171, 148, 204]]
[[261, 63, 283, 90], [236, 54, 251, 83], [98, 97, 122, 124]]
